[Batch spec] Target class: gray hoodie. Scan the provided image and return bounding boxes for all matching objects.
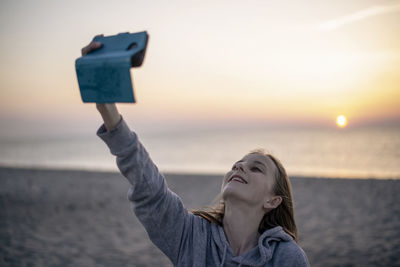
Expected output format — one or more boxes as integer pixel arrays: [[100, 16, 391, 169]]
[[97, 118, 310, 267]]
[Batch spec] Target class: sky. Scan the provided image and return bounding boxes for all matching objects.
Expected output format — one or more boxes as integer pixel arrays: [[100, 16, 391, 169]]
[[0, 0, 399, 136]]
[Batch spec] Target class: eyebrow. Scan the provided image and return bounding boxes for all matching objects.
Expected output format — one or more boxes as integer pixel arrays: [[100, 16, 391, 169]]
[[253, 160, 267, 169]]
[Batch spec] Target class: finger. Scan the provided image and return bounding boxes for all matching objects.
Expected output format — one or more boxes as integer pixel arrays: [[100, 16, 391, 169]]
[[81, 42, 102, 56], [91, 42, 102, 49], [81, 44, 90, 56]]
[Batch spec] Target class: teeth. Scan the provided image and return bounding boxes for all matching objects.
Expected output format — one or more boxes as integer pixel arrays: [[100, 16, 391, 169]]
[[231, 177, 246, 183]]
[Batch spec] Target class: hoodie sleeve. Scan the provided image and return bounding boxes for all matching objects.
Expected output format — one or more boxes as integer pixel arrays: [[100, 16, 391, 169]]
[[96, 118, 193, 264]]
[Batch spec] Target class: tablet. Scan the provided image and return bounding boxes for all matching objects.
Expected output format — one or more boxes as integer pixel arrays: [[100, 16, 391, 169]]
[[75, 31, 149, 103]]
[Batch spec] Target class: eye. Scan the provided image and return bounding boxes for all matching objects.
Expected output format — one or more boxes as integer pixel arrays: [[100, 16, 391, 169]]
[[251, 166, 262, 172]]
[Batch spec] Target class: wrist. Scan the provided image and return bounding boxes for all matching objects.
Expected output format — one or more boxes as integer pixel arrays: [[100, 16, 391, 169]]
[[95, 103, 121, 131], [96, 103, 116, 112]]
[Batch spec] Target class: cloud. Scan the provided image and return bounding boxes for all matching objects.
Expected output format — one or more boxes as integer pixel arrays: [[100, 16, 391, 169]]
[[318, 4, 400, 31]]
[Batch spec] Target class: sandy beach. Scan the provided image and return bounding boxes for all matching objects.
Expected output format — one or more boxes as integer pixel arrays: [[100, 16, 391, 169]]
[[0, 167, 399, 267]]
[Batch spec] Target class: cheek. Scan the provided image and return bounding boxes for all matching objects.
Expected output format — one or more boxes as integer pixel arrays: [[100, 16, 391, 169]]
[[254, 175, 274, 199], [252, 183, 268, 200], [221, 173, 230, 191], [223, 171, 232, 184]]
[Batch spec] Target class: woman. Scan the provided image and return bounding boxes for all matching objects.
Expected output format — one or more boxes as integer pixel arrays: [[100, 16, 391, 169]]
[[83, 41, 310, 266]]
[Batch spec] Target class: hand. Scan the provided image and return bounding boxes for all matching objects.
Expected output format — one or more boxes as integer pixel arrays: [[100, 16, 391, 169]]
[[81, 34, 103, 56]]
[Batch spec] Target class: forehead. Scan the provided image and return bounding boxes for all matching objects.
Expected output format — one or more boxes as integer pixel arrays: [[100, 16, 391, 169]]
[[240, 153, 276, 171]]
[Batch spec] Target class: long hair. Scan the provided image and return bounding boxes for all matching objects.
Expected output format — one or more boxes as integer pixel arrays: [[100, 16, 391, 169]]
[[192, 150, 298, 242]]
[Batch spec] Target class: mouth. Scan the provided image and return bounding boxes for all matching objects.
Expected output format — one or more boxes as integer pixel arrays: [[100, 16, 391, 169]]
[[228, 174, 247, 184]]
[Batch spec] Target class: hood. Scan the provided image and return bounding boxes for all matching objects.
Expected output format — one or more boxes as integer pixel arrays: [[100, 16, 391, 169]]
[[253, 226, 293, 266], [213, 225, 293, 267]]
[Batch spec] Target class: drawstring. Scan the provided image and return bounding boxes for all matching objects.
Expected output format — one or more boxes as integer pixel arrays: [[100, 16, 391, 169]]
[[220, 244, 227, 267]]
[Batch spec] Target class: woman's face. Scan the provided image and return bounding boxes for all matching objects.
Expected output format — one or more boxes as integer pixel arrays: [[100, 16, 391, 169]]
[[221, 153, 277, 208]]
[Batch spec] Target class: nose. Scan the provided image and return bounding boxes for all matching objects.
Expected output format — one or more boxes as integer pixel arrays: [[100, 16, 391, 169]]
[[233, 162, 245, 172]]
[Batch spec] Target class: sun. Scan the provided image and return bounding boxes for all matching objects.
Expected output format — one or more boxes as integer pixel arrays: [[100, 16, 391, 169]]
[[336, 115, 348, 128]]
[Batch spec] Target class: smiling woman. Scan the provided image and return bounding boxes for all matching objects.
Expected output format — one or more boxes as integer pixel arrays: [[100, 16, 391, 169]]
[[96, 111, 310, 266], [194, 150, 298, 243]]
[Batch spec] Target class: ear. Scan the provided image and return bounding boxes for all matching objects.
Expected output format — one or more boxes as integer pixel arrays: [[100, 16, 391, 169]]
[[264, 196, 282, 210]]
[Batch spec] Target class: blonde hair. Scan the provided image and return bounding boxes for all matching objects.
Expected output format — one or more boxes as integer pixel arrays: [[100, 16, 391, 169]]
[[192, 150, 298, 242]]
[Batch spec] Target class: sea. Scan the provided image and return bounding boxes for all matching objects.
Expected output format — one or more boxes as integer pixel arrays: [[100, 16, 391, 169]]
[[0, 123, 399, 179]]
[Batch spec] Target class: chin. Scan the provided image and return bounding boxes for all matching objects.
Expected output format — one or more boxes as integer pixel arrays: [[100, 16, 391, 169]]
[[221, 184, 245, 202]]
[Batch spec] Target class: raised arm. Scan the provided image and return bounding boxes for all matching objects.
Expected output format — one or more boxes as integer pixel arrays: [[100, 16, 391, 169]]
[[96, 119, 196, 264], [81, 37, 199, 264]]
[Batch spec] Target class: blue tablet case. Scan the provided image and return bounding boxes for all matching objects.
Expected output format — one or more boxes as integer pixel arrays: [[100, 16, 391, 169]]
[[75, 31, 148, 103]]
